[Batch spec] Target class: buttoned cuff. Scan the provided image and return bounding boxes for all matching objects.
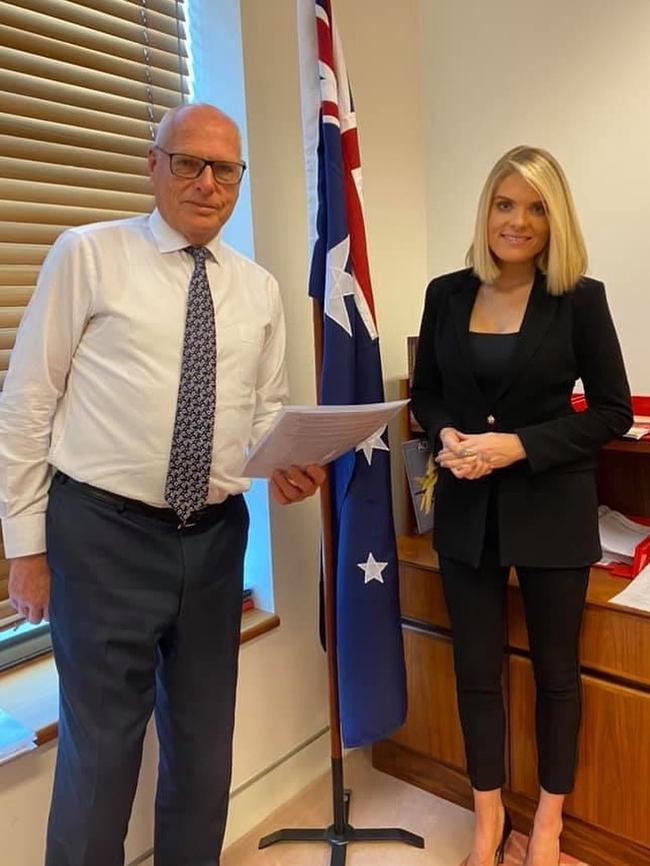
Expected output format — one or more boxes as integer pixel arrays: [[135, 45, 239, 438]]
[[1, 513, 47, 559]]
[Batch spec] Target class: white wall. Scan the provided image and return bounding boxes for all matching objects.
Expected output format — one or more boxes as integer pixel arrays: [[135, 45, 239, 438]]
[[418, 0, 650, 392]]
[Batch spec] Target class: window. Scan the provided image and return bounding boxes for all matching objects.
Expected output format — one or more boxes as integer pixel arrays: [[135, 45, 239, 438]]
[[0, 0, 190, 667], [188, 0, 276, 613]]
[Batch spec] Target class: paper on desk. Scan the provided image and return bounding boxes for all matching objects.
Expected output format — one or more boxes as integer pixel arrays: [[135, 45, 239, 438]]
[[241, 400, 408, 478], [598, 505, 650, 565], [609, 563, 650, 612], [623, 414, 650, 440]]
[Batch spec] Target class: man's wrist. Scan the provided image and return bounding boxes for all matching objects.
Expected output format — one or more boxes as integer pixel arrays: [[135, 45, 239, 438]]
[[10, 552, 47, 563]]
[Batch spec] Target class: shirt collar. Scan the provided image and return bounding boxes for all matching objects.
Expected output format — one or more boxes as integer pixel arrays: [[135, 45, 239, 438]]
[[148, 208, 223, 264]]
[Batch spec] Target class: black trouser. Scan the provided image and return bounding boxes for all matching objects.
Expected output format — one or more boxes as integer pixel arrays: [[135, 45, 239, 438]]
[[44, 472, 249, 866], [439, 494, 589, 794]]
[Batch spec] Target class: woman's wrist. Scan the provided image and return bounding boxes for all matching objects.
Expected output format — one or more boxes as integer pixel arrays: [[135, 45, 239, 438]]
[[509, 433, 526, 461]]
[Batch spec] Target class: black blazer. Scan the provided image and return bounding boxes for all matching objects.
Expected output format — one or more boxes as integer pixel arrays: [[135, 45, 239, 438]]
[[411, 268, 632, 569]]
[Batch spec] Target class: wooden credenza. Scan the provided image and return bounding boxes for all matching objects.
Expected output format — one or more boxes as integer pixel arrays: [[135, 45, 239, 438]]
[[373, 434, 650, 866]]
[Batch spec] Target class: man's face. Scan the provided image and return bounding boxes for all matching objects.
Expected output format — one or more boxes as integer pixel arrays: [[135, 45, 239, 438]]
[[148, 109, 242, 245]]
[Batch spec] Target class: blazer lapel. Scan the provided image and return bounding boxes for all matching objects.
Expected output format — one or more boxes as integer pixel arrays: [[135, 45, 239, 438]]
[[448, 272, 487, 408], [494, 269, 559, 401]]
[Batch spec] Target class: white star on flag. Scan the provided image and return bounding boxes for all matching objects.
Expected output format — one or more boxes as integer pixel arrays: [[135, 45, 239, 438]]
[[356, 424, 389, 465], [324, 236, 354, 335], [357, 552, 388, 585]]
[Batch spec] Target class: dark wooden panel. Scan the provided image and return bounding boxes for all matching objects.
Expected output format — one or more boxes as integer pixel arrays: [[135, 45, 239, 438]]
[[399, 562, 450, 629], [508, 573, 650, 688], [372, 739, 473, 811], [597, 448, 650, 518], [390, 626, 466, 772], [397, 533, 438, 571], [509, 655, 650, 849]]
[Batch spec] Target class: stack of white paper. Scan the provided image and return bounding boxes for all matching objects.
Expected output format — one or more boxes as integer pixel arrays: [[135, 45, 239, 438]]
[[609, 563, 650, 612], [623, 414, 650, 440], [241, 400, 408, 478], [598, 506, 650, 565], [0, 708, 36, 765]]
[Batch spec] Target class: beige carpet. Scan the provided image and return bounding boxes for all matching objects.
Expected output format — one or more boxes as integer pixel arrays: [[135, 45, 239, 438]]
[[221, 750, 590, 866]]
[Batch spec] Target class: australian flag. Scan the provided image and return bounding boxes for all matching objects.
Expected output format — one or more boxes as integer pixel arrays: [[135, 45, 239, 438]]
[[300, 0, 407, 747]]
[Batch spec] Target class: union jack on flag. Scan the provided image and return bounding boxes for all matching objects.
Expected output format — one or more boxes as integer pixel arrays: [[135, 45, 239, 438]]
[[299, 0, 407, 747]]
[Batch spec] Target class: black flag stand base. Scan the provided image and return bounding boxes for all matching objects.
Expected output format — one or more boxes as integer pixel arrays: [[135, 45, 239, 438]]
[[258, 757, 425, 864]]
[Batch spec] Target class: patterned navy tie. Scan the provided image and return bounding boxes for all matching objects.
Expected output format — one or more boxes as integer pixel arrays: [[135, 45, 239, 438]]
[[164, 246, 216, 524]]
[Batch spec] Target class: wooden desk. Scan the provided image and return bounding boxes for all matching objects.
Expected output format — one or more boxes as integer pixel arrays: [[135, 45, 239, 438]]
[[373, 393, 650, 866]]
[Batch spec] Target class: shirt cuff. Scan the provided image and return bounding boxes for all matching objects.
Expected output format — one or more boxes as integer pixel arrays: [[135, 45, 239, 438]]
[[1, 513, 47, 559]]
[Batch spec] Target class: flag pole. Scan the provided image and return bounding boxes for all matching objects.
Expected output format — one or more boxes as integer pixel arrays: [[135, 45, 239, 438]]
[[258, 302, 424, 863], [312, 298, 348, 836]]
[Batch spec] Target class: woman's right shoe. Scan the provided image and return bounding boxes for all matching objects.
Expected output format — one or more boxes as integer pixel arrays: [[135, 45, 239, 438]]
[[494, 807, 513, 864], [523, 833, 562, 866]]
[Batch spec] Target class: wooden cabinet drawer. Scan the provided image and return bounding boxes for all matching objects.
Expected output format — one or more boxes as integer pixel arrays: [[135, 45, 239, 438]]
[[508, 586, 650, 688], [509, 655, 650, 848], [391, 626, 465, 772], [399, 562, 450, 630]]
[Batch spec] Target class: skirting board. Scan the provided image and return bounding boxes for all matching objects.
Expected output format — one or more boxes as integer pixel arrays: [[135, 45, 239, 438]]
[[224, 725, 330, 848]]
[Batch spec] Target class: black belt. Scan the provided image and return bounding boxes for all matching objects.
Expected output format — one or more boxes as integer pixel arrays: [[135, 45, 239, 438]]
[[54, 471, 225, 528]]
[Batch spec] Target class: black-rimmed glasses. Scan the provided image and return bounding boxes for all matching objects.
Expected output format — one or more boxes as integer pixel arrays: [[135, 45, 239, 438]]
[[155, 146, 247, 184]]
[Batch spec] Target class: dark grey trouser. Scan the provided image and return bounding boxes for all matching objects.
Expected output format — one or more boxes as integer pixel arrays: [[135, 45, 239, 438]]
[[44, 473, 248, 866]]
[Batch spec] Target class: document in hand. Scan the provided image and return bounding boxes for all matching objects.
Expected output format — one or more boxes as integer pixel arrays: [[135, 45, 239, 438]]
[[241, 400, 408, 478]]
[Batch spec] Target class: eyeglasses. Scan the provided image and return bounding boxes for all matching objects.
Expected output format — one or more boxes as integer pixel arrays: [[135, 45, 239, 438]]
[[155, 146, 247, 185]]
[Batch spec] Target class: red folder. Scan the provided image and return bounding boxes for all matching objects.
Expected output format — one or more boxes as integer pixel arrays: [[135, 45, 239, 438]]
[[571, 393, 650, 434]]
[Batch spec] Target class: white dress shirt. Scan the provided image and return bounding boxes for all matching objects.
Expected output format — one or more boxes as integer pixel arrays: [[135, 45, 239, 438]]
[[0, 209, 289, 558]]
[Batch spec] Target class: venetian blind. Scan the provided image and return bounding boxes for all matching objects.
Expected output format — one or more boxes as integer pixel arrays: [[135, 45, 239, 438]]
[[0, 0, 190, 632]]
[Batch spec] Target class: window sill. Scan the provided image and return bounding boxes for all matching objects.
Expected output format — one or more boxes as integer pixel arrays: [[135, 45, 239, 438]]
[[0, 608, 280, 751]]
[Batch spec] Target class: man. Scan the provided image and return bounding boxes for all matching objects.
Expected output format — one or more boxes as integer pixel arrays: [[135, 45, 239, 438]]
[[0, 103, 325, 866]]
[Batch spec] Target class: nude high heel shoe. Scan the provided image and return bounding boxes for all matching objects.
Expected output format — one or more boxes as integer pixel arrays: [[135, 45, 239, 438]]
[[494, 808, 512, 864], [461, 807, 513, 866]]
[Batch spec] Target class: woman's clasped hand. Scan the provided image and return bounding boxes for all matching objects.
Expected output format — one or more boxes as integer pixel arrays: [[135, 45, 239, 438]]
[[436, 426, 526, 478]]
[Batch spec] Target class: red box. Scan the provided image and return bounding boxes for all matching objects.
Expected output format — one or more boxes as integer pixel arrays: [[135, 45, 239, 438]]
[[603, 515, 650, 579], [570, 393, 650, 577]]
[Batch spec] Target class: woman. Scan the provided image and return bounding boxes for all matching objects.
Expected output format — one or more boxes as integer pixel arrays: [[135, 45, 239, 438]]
[[411, 146, 632, 866]]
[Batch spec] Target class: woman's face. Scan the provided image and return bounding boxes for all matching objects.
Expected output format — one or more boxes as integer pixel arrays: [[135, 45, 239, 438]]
[[487, 172, 550, 266]]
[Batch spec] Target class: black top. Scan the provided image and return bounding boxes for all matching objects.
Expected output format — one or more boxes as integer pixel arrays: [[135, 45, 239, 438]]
[[410, 267, 632, 568], [468, 331, 518, 403]]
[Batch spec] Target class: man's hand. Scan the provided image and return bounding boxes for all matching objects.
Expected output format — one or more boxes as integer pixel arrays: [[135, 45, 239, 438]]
[[8, 553, 51, 624], [270, 464, 326, 505]]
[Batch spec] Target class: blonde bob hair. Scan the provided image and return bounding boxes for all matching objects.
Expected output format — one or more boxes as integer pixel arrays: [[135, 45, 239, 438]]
[[467, 146, 587, 296]]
